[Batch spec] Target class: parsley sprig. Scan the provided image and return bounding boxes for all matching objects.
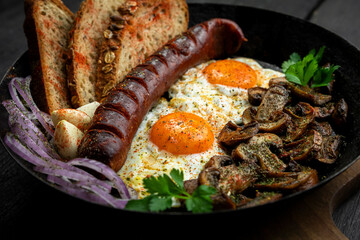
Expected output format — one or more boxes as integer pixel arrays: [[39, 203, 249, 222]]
[[281, 46, 339, 88], [125, 169, 217, 213]]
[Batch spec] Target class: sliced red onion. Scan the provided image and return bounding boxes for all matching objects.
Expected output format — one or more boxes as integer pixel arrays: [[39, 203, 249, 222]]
[[28, 153, 114, 192], [88, 185, 128, 208], [5, 132, 130, 208], [48, 176, 112, 206], [10, 122, 60, 160], [4, 133, 50, 167], [4, 99, 59, 159], [69, 158, 132, 199], [47, 174, 77, 188], [23, 76, 54, 129], [4, 127, 112, 193], [5, 100, 59, 158], [33, 165, 113, 193], [3, 99, 48, 143], [5, 129, 129, 209], [8, 77, 27, 112], [47, 175, 111, 198], [40, 111, 54, 129], [4, 76, 134, 209], [47, 175, 128, 208], [12, 76, 54, 136], [47, 163, 113, 192]]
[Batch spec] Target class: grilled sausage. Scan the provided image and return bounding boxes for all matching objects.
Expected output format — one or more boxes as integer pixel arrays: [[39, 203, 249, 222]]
[[78, 18, 247, 172]]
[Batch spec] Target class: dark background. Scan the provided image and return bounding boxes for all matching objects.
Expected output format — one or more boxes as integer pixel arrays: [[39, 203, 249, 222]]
[[1, 0, 360, 238]]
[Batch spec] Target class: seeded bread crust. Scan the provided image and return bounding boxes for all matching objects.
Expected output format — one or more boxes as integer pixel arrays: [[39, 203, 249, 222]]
[[66, 0, 127, 108], [24, 0, 74, 113], [95, 0, 189, 100]]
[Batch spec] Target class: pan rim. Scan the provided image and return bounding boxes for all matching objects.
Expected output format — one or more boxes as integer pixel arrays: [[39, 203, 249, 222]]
[[2, 3, 360, 216]]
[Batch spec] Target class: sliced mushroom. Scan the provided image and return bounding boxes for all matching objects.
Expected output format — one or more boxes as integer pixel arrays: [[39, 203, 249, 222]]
[[280, 130, 323, 162], [232, 193, 253, 208], [211, 192, 237, 210], [315, 135, 342, 164], [286, 160, 303, 172], [247, 86, 267, 106], [217, 163, 258, 195], [283, 102, 315, 142], [233, 133, 286, 173], [255, 143, 287, 173], [314, 102, 335, 119], [258, 112, 291, 134], [251, 133, 286, 173], [254, 167, 318, 191], [295, 168, 319, 191], [198, 158, 258, 209], [240, 191, 283, 209], [331, 98, 348, 128], [243, 106, 290, 134], [248, 133, 283, 152], [197, 167, 236, 210], [255, 84, 289, 122], [232, 143, 259, 164], [242, 107, 257, 125], [310, 121, 335, 136], [183, 178, 236, 210], [270, 77, 332, 106], [198, 166, 220, 187], [183, 179, 200, 195], [218, 121, 259, 149], [204, 155, 234, 169]]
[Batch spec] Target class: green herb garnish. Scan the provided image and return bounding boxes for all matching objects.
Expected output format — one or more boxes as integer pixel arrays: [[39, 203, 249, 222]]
[[125, 169, 217, 213], [281, 46, 339, 88]]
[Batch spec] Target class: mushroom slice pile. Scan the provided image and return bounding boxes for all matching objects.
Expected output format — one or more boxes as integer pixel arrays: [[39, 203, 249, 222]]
[[269, 77, 332, 106], [254, 167, 319, 192], [185, 78, 347, 210]]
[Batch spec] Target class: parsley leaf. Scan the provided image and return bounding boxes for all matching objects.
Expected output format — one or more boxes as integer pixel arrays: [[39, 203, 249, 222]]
[[148, 196, 173, 212], [185, 185, 215, 213], [311, 64, 340, 88], [170, 168, 184, 188], [125, 197, 151, 212], [281, 52, 301, 72], [125, 169, 217, 213], [282, 46, 339, 88]]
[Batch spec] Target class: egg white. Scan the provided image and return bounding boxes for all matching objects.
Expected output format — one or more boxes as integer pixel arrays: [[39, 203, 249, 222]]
[[117, 57, 284, 198]]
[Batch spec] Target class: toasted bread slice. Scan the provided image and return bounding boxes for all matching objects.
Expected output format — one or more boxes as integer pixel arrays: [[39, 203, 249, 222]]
[[66, 0, 127, 108], [96, 0, 189, 100], [24, 0, 74, 113]]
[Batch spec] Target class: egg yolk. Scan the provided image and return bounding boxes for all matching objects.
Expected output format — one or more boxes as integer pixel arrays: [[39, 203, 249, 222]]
[[149, 112, 214, 155], [203, 59, 257, 89]]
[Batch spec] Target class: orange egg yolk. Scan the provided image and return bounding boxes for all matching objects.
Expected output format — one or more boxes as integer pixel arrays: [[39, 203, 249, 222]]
[[149, 112, 214, 155], [203, 59, 257, 89]]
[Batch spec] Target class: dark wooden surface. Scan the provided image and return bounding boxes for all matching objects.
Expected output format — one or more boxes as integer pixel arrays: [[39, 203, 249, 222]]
[[1, 0, 360, 238]]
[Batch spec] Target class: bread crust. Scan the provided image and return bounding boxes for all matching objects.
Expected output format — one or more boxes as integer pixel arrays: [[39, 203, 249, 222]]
[[24, 0, 74, 113], [95, 0, 189, 101]]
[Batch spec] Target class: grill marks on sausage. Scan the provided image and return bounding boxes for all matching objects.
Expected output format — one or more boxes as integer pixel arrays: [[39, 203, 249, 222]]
[[91, 106, 129, 140]]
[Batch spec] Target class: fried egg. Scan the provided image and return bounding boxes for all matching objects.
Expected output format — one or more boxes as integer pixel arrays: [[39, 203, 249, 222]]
[[117, 57, 284, 198]]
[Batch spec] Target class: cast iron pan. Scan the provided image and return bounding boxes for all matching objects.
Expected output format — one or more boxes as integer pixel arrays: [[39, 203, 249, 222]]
[[1, 3, 360, 220]]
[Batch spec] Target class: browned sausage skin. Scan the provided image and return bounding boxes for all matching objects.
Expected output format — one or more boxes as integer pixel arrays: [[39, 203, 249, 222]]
[[78, 18, 247, 172]]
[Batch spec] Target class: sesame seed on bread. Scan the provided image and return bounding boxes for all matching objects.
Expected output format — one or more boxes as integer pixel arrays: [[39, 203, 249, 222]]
[[66, 0, 127, 108], [95, 0, 189, 100]]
